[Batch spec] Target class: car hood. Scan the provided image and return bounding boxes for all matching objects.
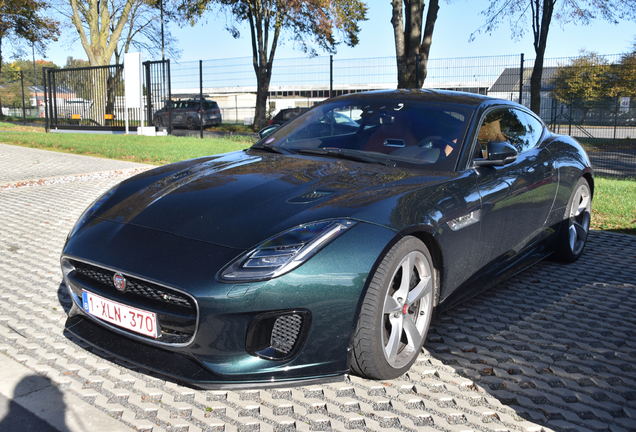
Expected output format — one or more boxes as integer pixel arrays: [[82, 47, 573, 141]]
[[93, 150, 453, 249]]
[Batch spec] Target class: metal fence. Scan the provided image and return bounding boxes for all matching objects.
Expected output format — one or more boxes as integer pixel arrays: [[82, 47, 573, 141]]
[[44, 64, 129, 131], [165, 52, 635, 178], [27, 52, 636, 178], [42, 60, 170, 132]]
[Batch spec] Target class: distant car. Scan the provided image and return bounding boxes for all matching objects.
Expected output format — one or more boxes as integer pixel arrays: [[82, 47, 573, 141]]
[[269, 107, 309, 126], [154, 99, 222, 129], [62, 90, 593, 389]]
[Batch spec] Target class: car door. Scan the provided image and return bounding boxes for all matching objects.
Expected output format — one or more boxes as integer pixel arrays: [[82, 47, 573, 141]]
[[472, 107, 558, 272]]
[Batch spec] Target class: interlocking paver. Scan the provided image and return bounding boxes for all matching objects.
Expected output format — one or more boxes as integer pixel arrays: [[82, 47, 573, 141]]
[[1, 145, 636, 432]]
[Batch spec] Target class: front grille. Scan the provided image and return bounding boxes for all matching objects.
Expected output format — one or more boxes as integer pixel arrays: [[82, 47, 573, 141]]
[[270, 314, 303, 355], [66, 259, 197, 344], [72, 260, 193, 309]]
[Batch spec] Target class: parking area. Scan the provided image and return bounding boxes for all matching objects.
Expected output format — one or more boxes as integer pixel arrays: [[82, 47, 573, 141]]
[[0, 143, 635, 432]]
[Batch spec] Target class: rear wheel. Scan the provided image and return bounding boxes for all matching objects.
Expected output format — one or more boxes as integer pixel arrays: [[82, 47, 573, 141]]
[[350, 236, 435, 380], [552, 177, 592, 262], [155, 116, 163, 127]]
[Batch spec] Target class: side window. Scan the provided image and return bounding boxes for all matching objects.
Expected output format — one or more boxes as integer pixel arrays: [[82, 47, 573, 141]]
[[520, 111, 544, 150], [476, 108, 544, 158]]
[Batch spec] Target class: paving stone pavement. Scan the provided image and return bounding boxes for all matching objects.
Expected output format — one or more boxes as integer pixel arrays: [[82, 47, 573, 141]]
[[0, 144, 635, 432]]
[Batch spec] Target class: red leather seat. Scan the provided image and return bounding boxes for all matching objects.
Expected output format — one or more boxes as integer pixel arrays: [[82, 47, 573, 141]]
[[362, 116, 417, 154]]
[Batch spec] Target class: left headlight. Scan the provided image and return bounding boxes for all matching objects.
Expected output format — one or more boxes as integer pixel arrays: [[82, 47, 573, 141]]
[[67, 185, 119, 238], [219, 219, 358, 282]]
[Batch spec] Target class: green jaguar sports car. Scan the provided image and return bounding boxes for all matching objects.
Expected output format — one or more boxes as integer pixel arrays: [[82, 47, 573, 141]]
[[61, 90, 593, 388]]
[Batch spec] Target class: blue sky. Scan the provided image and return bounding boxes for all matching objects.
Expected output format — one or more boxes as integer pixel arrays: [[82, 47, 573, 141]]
[[42, 0, 636, 66]]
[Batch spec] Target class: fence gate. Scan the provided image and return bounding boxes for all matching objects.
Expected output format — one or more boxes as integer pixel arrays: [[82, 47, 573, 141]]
[[144, 60, 172, 132], [43, 60, 171, 133]]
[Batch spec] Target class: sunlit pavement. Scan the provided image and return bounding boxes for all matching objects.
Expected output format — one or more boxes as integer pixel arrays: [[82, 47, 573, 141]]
[[1, 143, 635, 432]]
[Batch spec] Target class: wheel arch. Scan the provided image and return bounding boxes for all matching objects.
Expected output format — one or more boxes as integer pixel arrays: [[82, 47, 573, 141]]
[[403, 228, 444, 308], [346, 225, 443, 347], [582, 171, 594, 199]]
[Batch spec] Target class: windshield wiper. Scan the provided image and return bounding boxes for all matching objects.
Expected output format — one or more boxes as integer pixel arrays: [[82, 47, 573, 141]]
[[298, 148, 394, 166]]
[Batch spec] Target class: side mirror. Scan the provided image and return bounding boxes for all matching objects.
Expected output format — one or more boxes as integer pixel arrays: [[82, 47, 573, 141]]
[[258, 124, 280, 139], [474, 141, 518, 167]]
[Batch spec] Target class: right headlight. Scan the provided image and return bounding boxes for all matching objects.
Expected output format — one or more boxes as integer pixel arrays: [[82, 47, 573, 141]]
[[219, 219, 357, 282]]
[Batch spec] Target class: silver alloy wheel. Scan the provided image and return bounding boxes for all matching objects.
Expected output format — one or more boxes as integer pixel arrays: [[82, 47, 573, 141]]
[[381, 250, 433, 368], [568, 182, 592, 256]]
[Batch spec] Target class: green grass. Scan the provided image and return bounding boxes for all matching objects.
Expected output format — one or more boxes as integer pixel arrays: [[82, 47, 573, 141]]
[[578, 137, 636, 150], [0, 125, 255, 165], [0, 115, 45, 124], [591, 176, 636, 235], [0, 116, 257, 133]]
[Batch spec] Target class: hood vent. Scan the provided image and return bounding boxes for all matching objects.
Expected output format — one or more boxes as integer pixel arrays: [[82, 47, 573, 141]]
[[287, 189, 335, 204]]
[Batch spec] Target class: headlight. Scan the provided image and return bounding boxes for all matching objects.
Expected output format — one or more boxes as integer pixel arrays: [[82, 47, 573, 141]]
[[219, 219, 357, 282], [68, 185, 119, 238]]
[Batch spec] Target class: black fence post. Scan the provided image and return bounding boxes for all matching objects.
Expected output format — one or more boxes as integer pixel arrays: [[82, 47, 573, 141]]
[[568, 95, 573, 136], [614, 97, 619, 140], [167, 60, 172, 135], [330, 55, 333, 99], [145, 62, 152, 127], [20, 71, 26, 125], [200, 60, 203, 139], [518, 53, 524, 105], [43, 68, 48, 132]]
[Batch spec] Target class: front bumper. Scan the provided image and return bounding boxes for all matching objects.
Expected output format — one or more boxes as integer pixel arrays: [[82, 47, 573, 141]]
[[61, 218, 396, 387]]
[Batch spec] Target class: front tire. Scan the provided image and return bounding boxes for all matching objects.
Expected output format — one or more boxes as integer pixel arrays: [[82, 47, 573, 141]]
[[552, 177, 592, 262], [350, 236, 435, 380], [186, 117, 197, 130]]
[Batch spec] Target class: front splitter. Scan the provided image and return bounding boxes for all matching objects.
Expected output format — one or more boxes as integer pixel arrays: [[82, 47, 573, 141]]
[[64, 314, 345, 390]]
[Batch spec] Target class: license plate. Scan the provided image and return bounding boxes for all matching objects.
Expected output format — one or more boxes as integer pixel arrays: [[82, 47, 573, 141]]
[[82, 290, 158, 338]]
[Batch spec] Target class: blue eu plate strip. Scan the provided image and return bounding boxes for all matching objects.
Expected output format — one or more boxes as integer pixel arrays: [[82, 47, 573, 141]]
[[82, 291, 89, 313]]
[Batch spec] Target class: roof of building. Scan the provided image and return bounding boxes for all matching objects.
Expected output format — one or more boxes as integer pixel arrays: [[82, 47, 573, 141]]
[[489, 66, 559, 93]]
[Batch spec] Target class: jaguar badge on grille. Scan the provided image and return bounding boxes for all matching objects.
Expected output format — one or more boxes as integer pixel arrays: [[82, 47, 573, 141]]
[[113, 273, 127, 292]]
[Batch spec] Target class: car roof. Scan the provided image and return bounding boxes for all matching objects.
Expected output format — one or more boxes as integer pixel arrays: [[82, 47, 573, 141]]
[[331, 89, 496, 107]]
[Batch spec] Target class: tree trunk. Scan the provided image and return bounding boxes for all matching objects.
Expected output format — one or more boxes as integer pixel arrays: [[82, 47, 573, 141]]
[[254, 67, 272, 131], [529, 54, 544, 114], [530, 0, 554, 115], [392, 0, 439, 89], [88, 68, 108, 126]]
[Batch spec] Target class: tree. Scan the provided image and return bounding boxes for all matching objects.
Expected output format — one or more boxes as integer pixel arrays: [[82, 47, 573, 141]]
[[474, 0, 636, 115], [0, 59, 58, 86], [56, 0, 182, 66], [391, 0, 446, 89], [610, 42, 636, 98], [64, 56, 90, 69], [176, 0, 368, 130], [64, 0, 136, 66], [551, 51, 611, 122], [112, 0, 182, 65], [0, 0, 59, 74]]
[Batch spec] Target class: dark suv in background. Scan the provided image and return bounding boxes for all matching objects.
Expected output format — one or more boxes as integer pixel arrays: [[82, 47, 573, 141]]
[[154, 99, 222, 129]]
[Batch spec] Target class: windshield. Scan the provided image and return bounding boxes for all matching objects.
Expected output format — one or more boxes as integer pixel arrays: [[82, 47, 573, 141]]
[[258, 97, 472, 171]]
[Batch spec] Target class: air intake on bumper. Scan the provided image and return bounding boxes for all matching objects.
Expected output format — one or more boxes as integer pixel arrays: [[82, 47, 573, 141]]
[[246, 311, 311, 360]]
